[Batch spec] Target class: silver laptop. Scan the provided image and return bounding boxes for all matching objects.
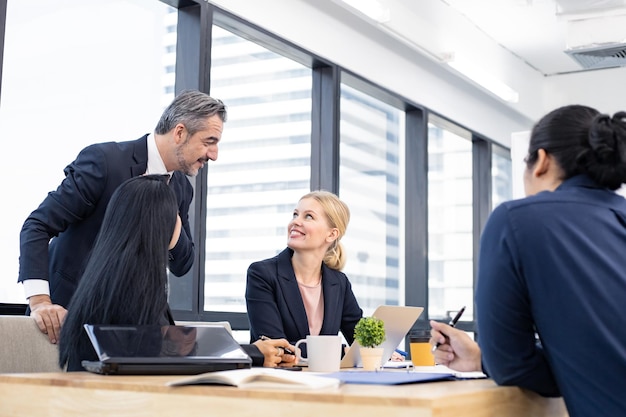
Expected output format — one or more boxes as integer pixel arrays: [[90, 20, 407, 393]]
[[340, 305, 424, 368], [82, 324, 252, 375]]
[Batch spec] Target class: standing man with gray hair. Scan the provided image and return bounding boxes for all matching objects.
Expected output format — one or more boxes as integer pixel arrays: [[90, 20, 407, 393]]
[[18, 90, 227, 343]]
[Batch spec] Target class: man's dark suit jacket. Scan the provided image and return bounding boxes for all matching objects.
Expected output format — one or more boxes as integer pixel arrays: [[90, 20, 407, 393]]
[[245, 248, 363, 345], [18, 135, 195, 309]]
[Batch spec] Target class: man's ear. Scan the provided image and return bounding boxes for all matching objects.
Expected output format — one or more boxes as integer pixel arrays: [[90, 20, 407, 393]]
[[532, 148, 551, 178], [173, 123, 186, 144]]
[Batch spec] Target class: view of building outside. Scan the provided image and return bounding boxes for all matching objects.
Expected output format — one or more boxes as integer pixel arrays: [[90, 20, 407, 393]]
[[203, 25, 313, 312], [427, 117, 474, 321], [0, 0, 173, 303], [492, 147, 513, 209], [203, 27, 407, 315], [339, 84, 405, 316]]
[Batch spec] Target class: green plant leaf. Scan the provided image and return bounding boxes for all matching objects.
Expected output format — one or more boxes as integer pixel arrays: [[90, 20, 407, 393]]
[[353, 316, 386, 348]]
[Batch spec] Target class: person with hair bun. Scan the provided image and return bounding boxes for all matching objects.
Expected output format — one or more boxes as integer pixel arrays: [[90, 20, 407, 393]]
[[430, 105, 626, 417], [245, 190, 363, 348]]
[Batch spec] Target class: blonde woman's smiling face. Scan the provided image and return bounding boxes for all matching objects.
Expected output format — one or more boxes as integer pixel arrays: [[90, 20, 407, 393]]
[[287, 197, 335, 252]]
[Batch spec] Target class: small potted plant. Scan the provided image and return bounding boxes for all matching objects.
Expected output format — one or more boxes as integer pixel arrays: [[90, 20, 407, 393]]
[[353, 316, 386, 370]]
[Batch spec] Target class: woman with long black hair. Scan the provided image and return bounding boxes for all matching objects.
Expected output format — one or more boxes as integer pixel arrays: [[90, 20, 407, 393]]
[[60, 175, 295, 371]]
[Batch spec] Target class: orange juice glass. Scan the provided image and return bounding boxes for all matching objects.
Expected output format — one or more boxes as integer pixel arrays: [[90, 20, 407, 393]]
[[409, 335, 435, 366]]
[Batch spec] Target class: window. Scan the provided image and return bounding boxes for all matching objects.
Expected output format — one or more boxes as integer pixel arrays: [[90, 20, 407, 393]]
[[492, 145, 513, 209], [0, 2, 513, 338], [427, 116, 474, 321], [202, 25, 313, 313], [0, 0, 175, 303], [339, 83, 405, 316]]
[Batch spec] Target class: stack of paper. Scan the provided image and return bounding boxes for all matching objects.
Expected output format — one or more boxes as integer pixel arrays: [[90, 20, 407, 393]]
[[411, 364, 487, 379], [383, 362, 486, 379]]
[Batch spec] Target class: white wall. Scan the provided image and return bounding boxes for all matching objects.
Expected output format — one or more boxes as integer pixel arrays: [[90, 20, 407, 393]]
[[545, 67, 625, 116]]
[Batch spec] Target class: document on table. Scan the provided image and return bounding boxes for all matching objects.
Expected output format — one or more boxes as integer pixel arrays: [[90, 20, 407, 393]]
[[382, 360, 415, 369], [382, 362, 486, 379], [411, 364, 487, 379], [321, 370, 455, 385]]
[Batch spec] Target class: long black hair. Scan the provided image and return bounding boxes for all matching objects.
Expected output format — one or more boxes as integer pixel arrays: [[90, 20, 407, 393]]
[[59, 175, 178, 368], [525, 105, 626, 190]]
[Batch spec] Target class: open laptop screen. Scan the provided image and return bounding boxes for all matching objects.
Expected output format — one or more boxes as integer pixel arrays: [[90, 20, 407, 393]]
[[82, 324, 252, 375]]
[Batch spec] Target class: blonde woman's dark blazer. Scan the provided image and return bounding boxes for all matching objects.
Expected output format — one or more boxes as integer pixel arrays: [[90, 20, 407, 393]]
[[246, 248, 363, 345]]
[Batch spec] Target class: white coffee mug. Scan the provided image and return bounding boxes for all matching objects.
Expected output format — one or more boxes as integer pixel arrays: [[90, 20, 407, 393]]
[[294, 335, 342, 372]]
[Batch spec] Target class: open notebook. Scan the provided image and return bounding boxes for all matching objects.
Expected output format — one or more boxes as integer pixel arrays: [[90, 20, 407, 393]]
[[340, 305, 423, 368], [167, 368, 341, 390], [81, 324, 252, 375]]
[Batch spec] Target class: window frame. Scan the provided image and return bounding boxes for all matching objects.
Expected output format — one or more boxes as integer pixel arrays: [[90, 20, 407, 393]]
[[0, 0, 512, 336]]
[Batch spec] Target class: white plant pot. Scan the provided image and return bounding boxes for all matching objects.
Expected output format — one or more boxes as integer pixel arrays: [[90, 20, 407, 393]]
[[360, 347, 384, 371]]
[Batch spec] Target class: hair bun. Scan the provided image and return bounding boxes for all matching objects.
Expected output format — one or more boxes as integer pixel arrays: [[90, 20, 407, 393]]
[[589, 113, 625, 164], [612, 111, 626, 129], [585, 111, 626, 189]]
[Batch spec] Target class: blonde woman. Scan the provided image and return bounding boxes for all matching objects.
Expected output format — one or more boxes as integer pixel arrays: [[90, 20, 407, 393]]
[[245, 190, 362, 348]]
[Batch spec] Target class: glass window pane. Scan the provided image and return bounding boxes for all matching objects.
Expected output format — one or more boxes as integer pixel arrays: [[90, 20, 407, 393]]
[[339, 84, 405, 316], [0, 0, 175, 303], [427, 118, 473, 321], [204, 26, 312, 312], [492, 146, 513, 209]]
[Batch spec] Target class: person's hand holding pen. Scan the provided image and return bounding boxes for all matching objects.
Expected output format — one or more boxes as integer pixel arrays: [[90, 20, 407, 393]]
[[253, 335, 297, 368], [431, 306, 465, 353], [429, 307, 483, 373]]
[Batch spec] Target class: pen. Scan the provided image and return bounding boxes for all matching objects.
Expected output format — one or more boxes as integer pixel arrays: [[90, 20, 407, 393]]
[[260, 335, 294, 355], [431, 306, 466, 353]]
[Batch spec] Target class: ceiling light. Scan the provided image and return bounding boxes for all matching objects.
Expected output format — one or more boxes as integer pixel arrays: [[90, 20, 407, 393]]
[[377, 25, 450, 63], [446, 57, 519, 103], [336, 0, 390, 23]]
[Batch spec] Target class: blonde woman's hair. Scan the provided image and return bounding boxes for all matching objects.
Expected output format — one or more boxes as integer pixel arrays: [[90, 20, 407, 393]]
[[300, 190, 350, 270]]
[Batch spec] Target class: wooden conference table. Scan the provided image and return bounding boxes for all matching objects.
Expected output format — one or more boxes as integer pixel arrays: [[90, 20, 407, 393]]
[[0, 371, 567, 417]]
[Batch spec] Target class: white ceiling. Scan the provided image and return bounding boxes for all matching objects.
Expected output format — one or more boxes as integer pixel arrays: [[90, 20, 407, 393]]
[[337, 0, 626, 76], [442, 0, 626, 75]]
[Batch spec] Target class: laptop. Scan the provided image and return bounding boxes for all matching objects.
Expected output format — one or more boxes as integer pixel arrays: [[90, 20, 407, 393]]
[[340, 305, 424, 368], [81, 323, 252, 375]]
